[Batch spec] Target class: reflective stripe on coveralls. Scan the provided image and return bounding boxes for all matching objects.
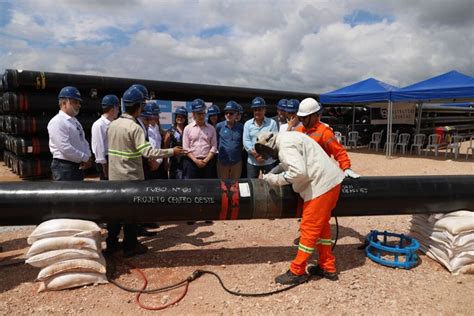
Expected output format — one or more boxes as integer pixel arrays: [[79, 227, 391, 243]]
[[290, 184, 341, 275], [108, 143, 152, 158]]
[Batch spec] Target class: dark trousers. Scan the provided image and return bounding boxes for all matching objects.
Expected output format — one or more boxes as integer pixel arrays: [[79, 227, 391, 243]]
[[106, 223, 138, 250], [169, 158, 184, 179], [183, 157, 215, 179], [51, 159, 84, 181], [96, 163, 108, 180], [246, 161, 278, 179]]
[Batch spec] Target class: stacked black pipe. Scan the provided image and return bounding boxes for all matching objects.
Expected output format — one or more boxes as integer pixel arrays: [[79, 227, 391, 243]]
[[0, 68, 325, 179], [0, 70, 104, 178], [417, 104, 474, 140]]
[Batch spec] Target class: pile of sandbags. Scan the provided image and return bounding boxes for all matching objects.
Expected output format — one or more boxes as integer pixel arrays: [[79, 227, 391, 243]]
[[410, 211, 474, 275], [25, 219, 109, 292]]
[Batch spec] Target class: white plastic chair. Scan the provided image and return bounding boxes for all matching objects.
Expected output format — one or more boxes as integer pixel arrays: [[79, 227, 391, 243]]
[[466, 136, 474, 160], [383, 133, 398, 153], [410, 134, 426, 155], [347, 131, 359, 149], [445, 135, 463, 159], [425, 134, 441, 156], [334, 131, 346, 146], [368, 131, 383, 152], [394, 133, 411, 154]]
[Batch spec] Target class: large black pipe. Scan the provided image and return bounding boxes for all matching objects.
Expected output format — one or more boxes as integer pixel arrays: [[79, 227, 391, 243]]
[[0, 176, 473, 225], [2, 91, 102, 114], [3, 69, 319, 105]]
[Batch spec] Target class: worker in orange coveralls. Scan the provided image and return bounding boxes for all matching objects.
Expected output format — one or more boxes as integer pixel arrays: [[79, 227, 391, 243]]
[[255, 131, 345, 285], [295, 98, 360, 179]]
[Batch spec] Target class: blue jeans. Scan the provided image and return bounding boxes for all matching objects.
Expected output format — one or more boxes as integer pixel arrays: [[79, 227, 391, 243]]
[[246, 161, 278, 179], [51, 159, 84, 181]]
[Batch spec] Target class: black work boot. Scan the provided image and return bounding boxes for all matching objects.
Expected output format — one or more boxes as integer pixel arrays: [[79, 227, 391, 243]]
[[307, 264, 338, 281], [275, 270, 308, 285]]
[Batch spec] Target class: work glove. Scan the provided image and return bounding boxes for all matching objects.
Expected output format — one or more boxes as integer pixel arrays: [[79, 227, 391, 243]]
[[344, 168, 361, 179], [269, 164, 284, 174]]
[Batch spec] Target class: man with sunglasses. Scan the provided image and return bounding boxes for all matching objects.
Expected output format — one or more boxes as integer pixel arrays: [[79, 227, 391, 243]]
[[47, 86, 92, 181], [215, 101, 244, 180]]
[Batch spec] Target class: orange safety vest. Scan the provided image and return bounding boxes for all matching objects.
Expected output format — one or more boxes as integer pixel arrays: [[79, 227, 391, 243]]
[[295, 121, 351, 170]]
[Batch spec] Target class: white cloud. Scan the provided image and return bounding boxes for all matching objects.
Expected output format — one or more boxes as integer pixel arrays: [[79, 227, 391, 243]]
[[0, 0, 472, 95]]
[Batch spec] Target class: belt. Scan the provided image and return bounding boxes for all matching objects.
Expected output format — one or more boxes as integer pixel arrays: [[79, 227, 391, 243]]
[[53, 158, 80, 166]]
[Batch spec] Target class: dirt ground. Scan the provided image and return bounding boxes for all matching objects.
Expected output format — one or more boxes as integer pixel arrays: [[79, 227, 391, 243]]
[[1, 146, 474, 315]]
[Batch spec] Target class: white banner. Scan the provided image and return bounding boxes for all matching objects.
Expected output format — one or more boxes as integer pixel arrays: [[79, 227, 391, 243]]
[[371, 103, 416, 125]]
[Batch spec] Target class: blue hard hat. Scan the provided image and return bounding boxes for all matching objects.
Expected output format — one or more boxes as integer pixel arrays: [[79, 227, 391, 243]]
[[285, 99, 300, 113], [251, 97, 266, 108], [237, 103, 243, 114], [277, 99, 288, 110], [141, 101, 160, 117], [58, 86, 82, 102], [207, 104, 221, 116], [130, 84, 149, 99], [175, 106, 188, 117], [224, 100, 240, 112], [122, 87, 146, 105], [191, 98, 206, 112], [101, 94, 119, 107]]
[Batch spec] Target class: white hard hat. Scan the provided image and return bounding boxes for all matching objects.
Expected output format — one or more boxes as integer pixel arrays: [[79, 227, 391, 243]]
[[296, 98, 322, 117]]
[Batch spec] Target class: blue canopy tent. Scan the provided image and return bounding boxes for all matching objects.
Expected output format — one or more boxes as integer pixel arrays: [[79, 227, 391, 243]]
[[392, 71, 474, 102], [320, 78, 399, 157], [320, 77, 398, 104], [392, 71, 474, 135]]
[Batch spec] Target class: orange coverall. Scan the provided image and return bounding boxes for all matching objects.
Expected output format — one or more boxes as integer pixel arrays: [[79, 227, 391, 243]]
[[295, 121, 351, 170], [291, 184, 341, 275], [292, 120, 350, 274]]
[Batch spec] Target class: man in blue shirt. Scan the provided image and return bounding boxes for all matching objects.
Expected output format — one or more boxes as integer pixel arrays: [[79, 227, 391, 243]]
[[243, 97, 279, 178], [216, 101, 244, 180]]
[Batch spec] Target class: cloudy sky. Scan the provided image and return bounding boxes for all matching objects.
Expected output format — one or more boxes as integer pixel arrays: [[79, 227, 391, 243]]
[[0, 0, 473, 93]]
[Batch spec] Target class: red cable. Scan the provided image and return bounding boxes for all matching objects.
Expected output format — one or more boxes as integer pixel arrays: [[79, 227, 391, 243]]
[[123, 260, 191, 311]]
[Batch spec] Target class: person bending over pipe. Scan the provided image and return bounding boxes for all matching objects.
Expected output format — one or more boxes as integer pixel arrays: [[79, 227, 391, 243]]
[[255, 131, 344, 284]]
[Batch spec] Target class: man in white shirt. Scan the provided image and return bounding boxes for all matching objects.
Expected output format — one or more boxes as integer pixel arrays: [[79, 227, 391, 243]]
[[91, 94, 120, 180], [47, 86, 92, 181], [255, 131, 344, 285], [143, 101, 167, 179]]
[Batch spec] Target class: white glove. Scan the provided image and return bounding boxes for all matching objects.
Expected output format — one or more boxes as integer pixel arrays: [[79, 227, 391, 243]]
[[263, 173, 280, 186], [344, 168, 360, 179], [269, 164, 284, 174]]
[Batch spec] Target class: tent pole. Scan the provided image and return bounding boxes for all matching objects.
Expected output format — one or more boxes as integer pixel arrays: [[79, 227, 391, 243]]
[[352, 104, 356, 132], [386, 100, 393, 158], [416, 102, 423, 135]]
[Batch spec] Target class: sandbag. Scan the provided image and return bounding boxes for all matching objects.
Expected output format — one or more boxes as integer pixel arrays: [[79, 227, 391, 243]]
[[26, 249, 100, 268], [37, 256, 106, 281], [26, 236, 100, 258], [38, 272, 108, 292], [434, 216, 474, 235], [28, 219, 102, 244]]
